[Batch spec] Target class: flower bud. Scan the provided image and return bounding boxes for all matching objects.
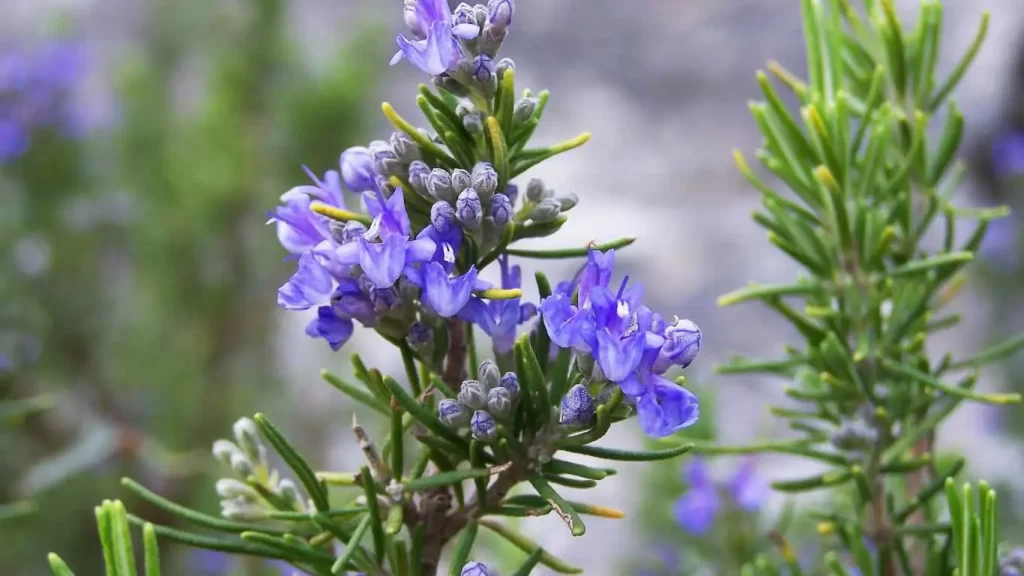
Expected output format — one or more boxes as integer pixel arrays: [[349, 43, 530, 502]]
[[451, 168, 472, 193], [528, 197, 561, 223], [431, 201, 457, 234], [478, 24, 507, 58], [560, 384, 595, 426], [212, 439, 243, 467], [462, 55, 496, 95], [659, 319, 701, 369], [277, 479, 306, 511], [525, 178, 550, 202], [557, 192, 579, 212], [406, 321, 433, 352], [216, 478, 260, 501], [486, 386, 513, 418], [473, 3, 489, 26], [463, 112, 484, 134], [390, 131, 419, 162], [438, 398, 472, 428], [407, 160, 431, 194], [490, 193, 513, 226], [456, 188, 483, 230], [513, 97, 537, 124], [470, 410, 497, 442], [487, 0, 514, 28], [221, 499, 269, 521], [427, 169, 456, 203], [458, 380, 488, 410], [232, 418, 265, 464], [369, 285, 401, 313], [369, 140, 400, 176], [403, 0, 425, 37], [499, 372, 520, 399], [478, 359, 501, 390], [503, 183, 519, 206], [230, 452, 256, 478], [340, 146, 377, 192], [462, 561, 491, 576], [495, 57, 515, 82], [453, 3, 480, 35], [471, 162, 498, 202]]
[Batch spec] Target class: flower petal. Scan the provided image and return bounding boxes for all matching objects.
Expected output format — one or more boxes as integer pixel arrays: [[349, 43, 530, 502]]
[[540, 293, 585, 349], [423, 263, 478, 317], [595, 327, 645, 382], [358, 234, 408, 288], [277, 253, 333, 310], [305, 306, 354, 351]]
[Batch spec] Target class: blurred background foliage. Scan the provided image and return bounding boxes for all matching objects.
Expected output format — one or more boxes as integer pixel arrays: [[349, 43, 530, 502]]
[[0, 0, 377, 573]]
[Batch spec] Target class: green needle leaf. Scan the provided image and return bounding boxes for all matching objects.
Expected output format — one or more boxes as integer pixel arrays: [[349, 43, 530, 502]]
[[402, 463, 509, 492], [561, 443, 693, 462], [142, 524, 161, 576], [947, 332, 1024, 370], [359, 466, 386, 563], [879, 358, 1021, 404], [927, 12, 989, 111], [448, 521, 479, 576], [47, 554, 76, 576], [321, 370, 391, 416], [528, 473, 586, 536], [332, 514, 372, 575], [505, 237, 636, 259], [254, 414, 331, 511]]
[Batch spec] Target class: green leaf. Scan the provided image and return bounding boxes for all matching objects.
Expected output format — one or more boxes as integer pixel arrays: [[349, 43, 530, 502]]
[[717, 282, 820, 307], [505, 236, 636, 259], [509, 133, 590, 179], [385, 499, 404, 536], [528, 474, 586, 536], [254, 414, 331, 511], [771, 470, 852, 492], [518, 335, 550, 420], [486, 117, 511, 188], [122, 477, 289, 533], [382, 375, 468, 450], [894, 458, 965, 522], [478, 519, 583, 573], [359, 466, 386, 563], [887, 251, 973, 277], [448, 521, 478, 576], [142, 524, 160, 576], [947, 332, 1024, 370], [879, 358, 1021, 404], [127, 516, 289, 560], [390, 407, 405, 481], [381, 102, 457, 168], [47, 554, 76, 576], [561, 443, 693, 462], [508, 548, 545, 576], [401, 465, 506, 492], [543, 459, 611, 481], [927, 12, 989, 111], [95, 502, 119, 576]]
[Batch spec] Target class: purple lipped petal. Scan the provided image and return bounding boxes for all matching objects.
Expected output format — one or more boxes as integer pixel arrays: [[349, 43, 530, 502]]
[[729, 459, 769, 512], [406, 236, 437, 263], [359, 234, 409, 288], [305, 306, 355, 351], [578, 248, 615, 306], [540, 293, 584, 348], [452, 23, 480, 39], [637, 376, 700, 437], [424, 263, 478, 317], [340, 146, 377, 192], [277, 253, 333, 310], [595, 327, 645, 383]]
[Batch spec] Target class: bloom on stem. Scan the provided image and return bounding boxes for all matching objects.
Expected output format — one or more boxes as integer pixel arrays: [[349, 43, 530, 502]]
[[673, 458, 767, 535], [422, 262, 478, 317], [392, 0, 472, 76], [459, 255, 535, 353]]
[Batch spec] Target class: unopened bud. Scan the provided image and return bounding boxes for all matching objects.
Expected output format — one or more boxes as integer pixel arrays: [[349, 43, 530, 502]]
[[451, 168, 472, 194], [434, 72, 470, 97], [503, 183, 519, 206], [528, 197, 561, 222], [452, 3, 481, 37], [478, 359, 501, 390], [490, 193, 512, 226], [431, 201, 458, 234], [439, 398, 472, 428], [487, 0, 515, 28], [486, 386, 513, 418], [471, 163, 499, 202], [560, 384, 595, 426], [525, 178, 549, 202], [499, 372, 520, 399], [427, 169, 456, 203], [660, 319, 701, 369], [230, 452, 255, 478], [470, 410, 498, 442], [456, 188, 483, 230], [463, 112, 484, 134], [495, 58, 515, 82], [232, 418, 265, 464], [369, 140, 400, 176], [216, 478, 260, 501], [462, 561, 492, 576], [407, 160, 431, 195], [458, 380, 488, 410], [406, 321, 433, 353], [556, 192, 579, 212], [221, 498, 269, 521], [212, 439, 243, 467], [462, 55, 497, 95], [513, 97, 538, 123], [277, 479, 306, 511], [390, 132, 419, 162], [478, 25, 507, 58]]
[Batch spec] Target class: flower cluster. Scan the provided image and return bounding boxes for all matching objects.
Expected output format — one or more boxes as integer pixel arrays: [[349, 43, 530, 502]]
[[439, 359, 519, 441], [541, 249, 702, 437], [211, 418, 309, 520], [392, 0, 514, 84], [674, 458, 768, 535], [0, 41, 86, 162]]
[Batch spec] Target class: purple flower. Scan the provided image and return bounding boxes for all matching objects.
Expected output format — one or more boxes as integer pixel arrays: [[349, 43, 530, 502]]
[[979, 215, 1020, 269], [340, 146, 378, 193], [540, 249, 701, 437], [423, 262, 478, 317], [278, 253, 333, 310], [459, 255, 535, 352], [392, 0, 470, 76], [727, 459, 768, 512], [305, 306, 355, 351], [0, 118, 28, 160], [461, 561, 491, 576], [992, 132, 1024, 179], [674, 459, 719, 535]]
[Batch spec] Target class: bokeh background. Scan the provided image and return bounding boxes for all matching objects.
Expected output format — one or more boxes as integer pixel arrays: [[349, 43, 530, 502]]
[[2, 0, 1023, 574]]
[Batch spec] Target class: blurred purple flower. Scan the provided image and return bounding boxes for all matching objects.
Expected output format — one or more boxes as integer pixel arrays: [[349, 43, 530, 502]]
[[727, 458, 769, 512], [673, 458, 719, 535], [978, 216, 1020, 270], [0, 40, 87, 162], [992, 132, 1024, 179]]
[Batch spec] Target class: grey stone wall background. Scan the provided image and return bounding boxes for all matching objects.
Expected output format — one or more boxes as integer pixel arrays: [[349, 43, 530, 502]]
[[6, 0, 1024, 573]]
